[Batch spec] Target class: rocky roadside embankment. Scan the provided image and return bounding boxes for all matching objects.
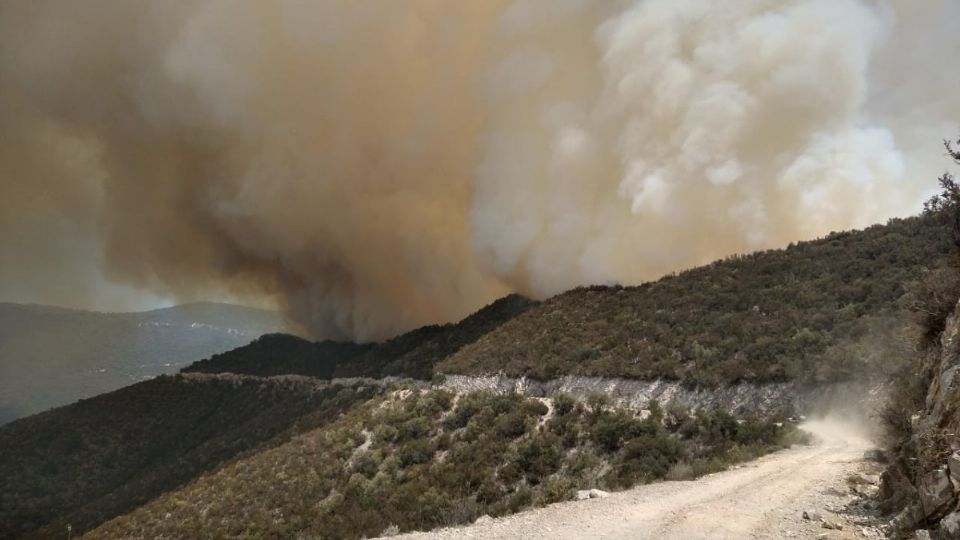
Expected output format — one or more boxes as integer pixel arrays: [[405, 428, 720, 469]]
[[881, 301, 960, 539], [439, 374, 882, 417]]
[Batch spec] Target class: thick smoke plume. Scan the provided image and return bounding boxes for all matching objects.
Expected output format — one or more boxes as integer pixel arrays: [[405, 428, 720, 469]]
[[1, 0, 958, 340]]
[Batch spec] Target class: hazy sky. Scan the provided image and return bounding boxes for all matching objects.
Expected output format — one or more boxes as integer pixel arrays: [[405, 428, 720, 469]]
[[1, 0, 958, 339]]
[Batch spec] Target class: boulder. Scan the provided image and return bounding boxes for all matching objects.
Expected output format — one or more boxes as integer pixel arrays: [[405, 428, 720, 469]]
[[576, 489, 608, 500], [890, 504, 925, 535], [919, 467, 956, 518], [942, 511, 960, 539], [881, 467, 915, 501], [474, 515, 494, 525], [852, 484, 880, 498], [589, 489, 609, 499], [949, 452, 960, 491], [803, 510, 822, 521], [849, 473, 880, 485], [915, 530, 932, 540], [822, 519, 843, 530]]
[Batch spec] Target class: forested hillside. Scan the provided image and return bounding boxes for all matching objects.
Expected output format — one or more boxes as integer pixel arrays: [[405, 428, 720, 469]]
[[185, 216, 951, 388], [184, 294, 535, 380], [0, 374, 378, 539], [89, 387, 796, 539], [440, 216, 952, 385]]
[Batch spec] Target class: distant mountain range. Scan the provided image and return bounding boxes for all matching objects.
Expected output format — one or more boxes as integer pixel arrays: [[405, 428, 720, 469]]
[[0, 302, 286, 424]]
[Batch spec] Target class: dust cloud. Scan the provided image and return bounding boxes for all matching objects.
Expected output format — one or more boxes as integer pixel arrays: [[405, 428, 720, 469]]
[[1, 0, 958, 339]]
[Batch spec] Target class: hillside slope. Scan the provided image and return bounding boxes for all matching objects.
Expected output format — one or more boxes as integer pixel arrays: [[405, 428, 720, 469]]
[[0, 302, 286, 423], [184, 294, 535, 380], [88, 387, 794, 540], [439, 216, 951, 386], [878, 273, 960, 537], [182, 217, 950, 389], [3, 215, 952, 539], [0, 373, 379, 539]]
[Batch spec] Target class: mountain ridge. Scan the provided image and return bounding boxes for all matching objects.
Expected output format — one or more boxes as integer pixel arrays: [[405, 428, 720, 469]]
[[183, 215, 949, 389]]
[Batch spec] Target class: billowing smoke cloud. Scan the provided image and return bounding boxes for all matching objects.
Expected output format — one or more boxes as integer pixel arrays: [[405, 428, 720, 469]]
[[0, 0, 957, 340]]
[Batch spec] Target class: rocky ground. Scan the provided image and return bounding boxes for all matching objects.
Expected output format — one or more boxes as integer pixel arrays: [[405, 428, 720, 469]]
[[390, 417, 885, 540]]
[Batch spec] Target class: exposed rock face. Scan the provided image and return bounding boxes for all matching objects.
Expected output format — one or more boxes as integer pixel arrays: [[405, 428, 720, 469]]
[[882, 302, 960, 537], [949, 453, 960, 491], [439, 374, 875, 416], [891, 504, 925, 536], [919, 467, 956, 519], [942, 512, 960, 539]]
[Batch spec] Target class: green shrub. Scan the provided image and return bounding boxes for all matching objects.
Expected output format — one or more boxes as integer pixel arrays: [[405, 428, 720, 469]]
[[665, 461, 695, 481], [517, 433, 563, 484], [398, 438, 436, 467], [591, 412, 653, 452], [522, 399, 550, 417], [553, 393, 577, 416], [538, 477, 575, 505], [586, 391, 611, 413], [476, 480, 507, 505], [903, 267, 960, 346], [375, 424, 399, 444], [495, 411, 530, 439], [397, 417, 432, 442], [505, 485, 533, 514], [546, 414, 581, 448]]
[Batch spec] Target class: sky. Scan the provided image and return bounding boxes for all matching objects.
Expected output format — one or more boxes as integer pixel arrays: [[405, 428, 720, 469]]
[[1, 0, 958, 340]]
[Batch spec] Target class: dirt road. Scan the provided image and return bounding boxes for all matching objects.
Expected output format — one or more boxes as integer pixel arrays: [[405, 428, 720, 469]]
[[394, 418, 881, 540]]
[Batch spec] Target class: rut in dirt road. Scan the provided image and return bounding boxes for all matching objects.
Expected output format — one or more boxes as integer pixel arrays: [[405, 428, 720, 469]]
[[391, 418, 880, 540]]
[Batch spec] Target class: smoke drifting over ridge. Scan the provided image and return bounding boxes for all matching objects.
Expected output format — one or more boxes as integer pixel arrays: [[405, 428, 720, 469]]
[[0, 1, 957, 340]]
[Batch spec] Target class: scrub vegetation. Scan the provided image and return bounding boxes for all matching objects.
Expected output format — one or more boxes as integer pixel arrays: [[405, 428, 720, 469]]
[[0, 375, 379, 540], [188, 216, 951, 388], [92, 388, 796, 539]]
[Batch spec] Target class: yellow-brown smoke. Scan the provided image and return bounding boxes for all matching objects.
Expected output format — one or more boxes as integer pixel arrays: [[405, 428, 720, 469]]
[[1, 0, 958, 340]]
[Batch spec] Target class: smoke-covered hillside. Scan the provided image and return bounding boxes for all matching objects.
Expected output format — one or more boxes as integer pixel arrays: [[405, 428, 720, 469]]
[[0, 302, 285, 423], [188, 215, 951, 388], [184, 294, 535, 380]]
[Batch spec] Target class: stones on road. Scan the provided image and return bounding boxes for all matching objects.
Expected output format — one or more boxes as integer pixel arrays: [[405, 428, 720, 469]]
[[576, 489, 609, 501], [821, 518, 843, 530]]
